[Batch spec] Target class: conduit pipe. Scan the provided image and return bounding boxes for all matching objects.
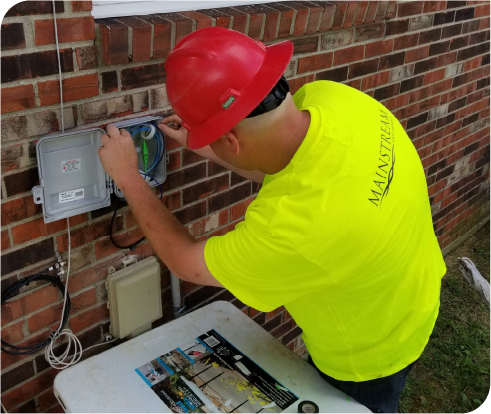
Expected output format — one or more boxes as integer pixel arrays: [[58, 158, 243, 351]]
[[170, 272, 184, 318]]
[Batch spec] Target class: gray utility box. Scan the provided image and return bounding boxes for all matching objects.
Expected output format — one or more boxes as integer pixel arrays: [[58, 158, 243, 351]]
[[32, 116, 166, 223]]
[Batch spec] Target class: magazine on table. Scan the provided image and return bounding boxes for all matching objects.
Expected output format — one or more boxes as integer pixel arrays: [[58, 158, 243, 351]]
[[135, 329, 298, 413]]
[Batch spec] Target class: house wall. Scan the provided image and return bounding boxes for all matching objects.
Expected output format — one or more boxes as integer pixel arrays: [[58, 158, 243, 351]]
[[1, 1, 490, 412]]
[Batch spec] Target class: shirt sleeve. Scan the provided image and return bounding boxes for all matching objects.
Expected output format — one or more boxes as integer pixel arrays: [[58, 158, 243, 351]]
[[204, 221, 328, 312]]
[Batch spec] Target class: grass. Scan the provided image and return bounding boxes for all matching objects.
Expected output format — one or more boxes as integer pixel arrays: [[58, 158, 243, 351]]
[[399, 225, 490, 413]]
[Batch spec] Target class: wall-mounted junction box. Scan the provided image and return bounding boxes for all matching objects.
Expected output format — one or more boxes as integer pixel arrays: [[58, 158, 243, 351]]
[[106, 256, 162, 339], [32, 116, 166, 223]]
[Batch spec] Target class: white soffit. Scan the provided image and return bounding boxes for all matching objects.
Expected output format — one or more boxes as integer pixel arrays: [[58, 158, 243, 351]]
[[92, 0, 276, 19]]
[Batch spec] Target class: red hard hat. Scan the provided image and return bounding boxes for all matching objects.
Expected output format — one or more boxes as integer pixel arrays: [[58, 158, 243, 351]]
[[164, 27, 293, 149]]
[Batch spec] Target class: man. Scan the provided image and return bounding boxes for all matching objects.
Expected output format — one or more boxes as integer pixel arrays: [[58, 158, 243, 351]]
[[99, 27, 446, 413]]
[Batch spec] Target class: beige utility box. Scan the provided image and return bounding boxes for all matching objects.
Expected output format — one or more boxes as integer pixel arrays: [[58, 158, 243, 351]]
[[107, 256, 162, 338]]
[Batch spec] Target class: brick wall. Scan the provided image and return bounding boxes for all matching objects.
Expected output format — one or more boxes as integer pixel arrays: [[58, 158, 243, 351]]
[[1, 1, 489, 412]]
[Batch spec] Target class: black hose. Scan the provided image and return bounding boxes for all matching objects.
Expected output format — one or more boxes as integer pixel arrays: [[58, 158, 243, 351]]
[[1, 270, 71, 356]]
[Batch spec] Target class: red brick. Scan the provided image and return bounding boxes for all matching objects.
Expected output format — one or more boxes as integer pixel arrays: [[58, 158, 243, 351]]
[[355, 23, 385, 41], [292, 36, 319, 54], [1, 298, 21, 325], [332, 2, 348, 30], [365, 1, 379, 23], [2, 320, 24, 344], [180, 11, 213, 30], [288, 74, 315, 94], [94, 228, 144, 260], [1, 230, 10, 250], [11, 218, 66, 245], [121, 63, 165, 90], [197, 9, 232, 29], [1, 196, 41, 225], [38, 73, 99, 106], [46, 403, 64, 413], [56, 216, 122, 253], [266, 306, 284, 321], [386, 1, 398, 18], [71, 287, 97, 312], [183, 175, 229, 205], [481, 17, 490, 29], [342, 1, 358, 28], [297, 52, 333, 74], [2, 369, 58, 410], [424, 1, 447, 13], [38, 389, 58, 412], [71, 1, 92, 12], [69, 304, 109, 333], [217, 7, 248, 33], [20, 285, 60, 315], [1, 85, 35, 114], [424, 68, 446, 85], [318, 1, 336, 32], [1, 23, 26, 51], [35, 17, 95, 45], [249, 13, 266, 40], [115, 17, 152, 62], [475, 4, 490, 17], [362, 71, 390, 90], [289, 2, 310, 36], [209, 183, 251, 213], [405, 45, 430, 62], [5, 1, 64, 16], [305, 3, 323, 34], [230, 197, 256, 221], [270, 2, 295, 39], [98, 18, 129, 65], [27, 302, 63, 333], [158, 13, 193, 44], [365, 39, 393, 57], [394, 33, 420, 50], [139, 15, 172, 59], [398, 1, 424, 17], [334, 45, 364, 65], [75, 45, 98, 70], [353, 1, 369, 25], [263, 7, 281, 41], [375, 1, 390, 22], [0, 239, 54, 276]]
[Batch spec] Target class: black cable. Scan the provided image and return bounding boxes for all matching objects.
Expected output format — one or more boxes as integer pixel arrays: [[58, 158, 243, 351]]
[[109, 124, 165, 251], [109, 197, 145, 251], [1, 269, 71, 356], [109, 175, 163, 251]]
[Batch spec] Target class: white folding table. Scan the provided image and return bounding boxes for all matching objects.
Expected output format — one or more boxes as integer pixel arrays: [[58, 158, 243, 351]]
[[54, 301, 370, 413]]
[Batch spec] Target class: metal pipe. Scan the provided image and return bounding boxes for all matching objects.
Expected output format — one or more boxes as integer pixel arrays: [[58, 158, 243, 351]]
[[170, 272, 184, 318]]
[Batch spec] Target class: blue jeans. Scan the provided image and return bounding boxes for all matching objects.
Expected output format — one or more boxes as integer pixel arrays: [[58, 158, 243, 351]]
[[308, 356, 416, 413]]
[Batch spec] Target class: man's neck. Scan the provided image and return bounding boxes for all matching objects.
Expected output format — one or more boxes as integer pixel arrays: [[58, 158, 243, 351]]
[[258, 108, 311, 175]]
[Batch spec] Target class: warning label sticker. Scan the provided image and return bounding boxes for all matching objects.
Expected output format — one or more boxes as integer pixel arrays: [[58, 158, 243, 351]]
[[59, 188, 84, 204], [61, 158, 81, 173]]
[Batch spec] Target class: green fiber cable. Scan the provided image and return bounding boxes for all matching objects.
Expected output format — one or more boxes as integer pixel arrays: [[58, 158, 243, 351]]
[[142, 140, 149, 174]]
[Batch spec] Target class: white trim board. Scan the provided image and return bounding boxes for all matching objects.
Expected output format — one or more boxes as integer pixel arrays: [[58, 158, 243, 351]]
[[92, 0, 275, 19]]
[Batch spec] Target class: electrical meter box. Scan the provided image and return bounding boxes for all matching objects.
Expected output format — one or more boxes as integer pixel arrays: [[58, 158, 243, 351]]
[[32, 116, 166, 223]]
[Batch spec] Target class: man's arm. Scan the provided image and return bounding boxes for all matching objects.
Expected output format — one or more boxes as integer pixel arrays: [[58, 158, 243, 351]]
[[99, 126, 222, 287], [159, 115, 265, 184]]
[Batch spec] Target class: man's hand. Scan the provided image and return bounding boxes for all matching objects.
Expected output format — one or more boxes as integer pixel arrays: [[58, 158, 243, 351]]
[[98, 125, 140, 188], [158, 114, 188, 147]]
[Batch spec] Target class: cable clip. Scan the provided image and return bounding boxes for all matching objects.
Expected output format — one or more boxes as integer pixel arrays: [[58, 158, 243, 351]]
[[49, 330, 61, 341]]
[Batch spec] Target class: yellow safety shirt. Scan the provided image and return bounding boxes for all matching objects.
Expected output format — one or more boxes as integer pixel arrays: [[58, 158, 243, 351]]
[[204, 80, 446, 381]]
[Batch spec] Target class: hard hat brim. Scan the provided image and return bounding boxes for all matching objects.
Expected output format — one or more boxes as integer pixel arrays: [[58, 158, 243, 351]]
[[186, 40, 294, 150]]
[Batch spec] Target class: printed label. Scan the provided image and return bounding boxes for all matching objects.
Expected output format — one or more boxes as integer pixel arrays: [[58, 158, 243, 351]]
[[59, 188, 84, 204], [61, 158, 81, 173]]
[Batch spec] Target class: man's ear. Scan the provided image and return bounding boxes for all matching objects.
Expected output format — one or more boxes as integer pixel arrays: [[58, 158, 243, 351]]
[[224, 130, 240, 155]]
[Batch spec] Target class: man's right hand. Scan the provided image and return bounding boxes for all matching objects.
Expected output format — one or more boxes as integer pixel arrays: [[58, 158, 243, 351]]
[[159, 114, 188, 147]]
